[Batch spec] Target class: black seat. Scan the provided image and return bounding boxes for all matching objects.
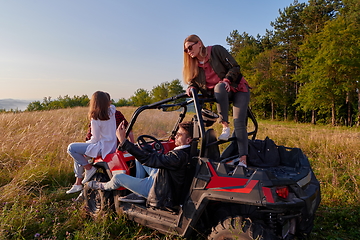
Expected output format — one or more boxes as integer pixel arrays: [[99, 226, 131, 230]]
[[178, 138, 198, 208], [204, 129, 220, 161]]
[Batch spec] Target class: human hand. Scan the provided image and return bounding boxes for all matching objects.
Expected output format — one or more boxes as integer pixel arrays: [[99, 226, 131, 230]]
[[186, 87, 195, 97], [116, 121, 127, 144], [223, 79, 231, 92]]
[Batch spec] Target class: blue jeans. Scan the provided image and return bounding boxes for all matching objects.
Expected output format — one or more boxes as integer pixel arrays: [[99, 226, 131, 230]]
[[103, 160, 158, 198], [214, 82, 250, 157], [67, 142, 93, 178]]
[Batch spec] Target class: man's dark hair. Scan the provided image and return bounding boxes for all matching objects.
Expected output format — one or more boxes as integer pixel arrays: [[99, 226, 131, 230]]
[[179, 121, 193, 138]]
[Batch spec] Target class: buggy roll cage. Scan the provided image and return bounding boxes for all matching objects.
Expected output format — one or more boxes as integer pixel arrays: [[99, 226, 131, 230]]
[[124, 89, 258, 158]]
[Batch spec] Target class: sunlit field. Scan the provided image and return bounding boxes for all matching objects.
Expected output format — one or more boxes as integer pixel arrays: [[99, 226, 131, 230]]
[[0, 107, 359, 239]]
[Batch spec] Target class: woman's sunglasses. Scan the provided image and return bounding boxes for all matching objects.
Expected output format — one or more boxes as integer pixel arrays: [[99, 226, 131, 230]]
[[184, 41, 198, 53]]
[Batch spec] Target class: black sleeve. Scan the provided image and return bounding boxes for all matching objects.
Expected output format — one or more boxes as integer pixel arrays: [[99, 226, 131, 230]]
[[119, 140, 188, 170]]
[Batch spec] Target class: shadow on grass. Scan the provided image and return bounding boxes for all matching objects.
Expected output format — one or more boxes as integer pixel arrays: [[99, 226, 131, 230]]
[[311, 205, 360, 240]]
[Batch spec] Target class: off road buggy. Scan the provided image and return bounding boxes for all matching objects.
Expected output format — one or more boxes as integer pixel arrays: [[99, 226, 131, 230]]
[[82, 89, 321, 239]]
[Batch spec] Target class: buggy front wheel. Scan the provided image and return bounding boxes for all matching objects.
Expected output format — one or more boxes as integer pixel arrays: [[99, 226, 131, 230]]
[[83, 172, 113, 216]]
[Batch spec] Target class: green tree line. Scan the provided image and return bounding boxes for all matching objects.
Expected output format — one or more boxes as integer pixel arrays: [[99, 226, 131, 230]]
[[26, 95, 90, 111], [116, 79, 185, 107], [24, 79, 184, 111], [228, 0, 359, 126]]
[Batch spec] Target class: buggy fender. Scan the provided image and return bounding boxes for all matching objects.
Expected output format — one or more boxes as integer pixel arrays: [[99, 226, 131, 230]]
[[93, 161, 114, 179]]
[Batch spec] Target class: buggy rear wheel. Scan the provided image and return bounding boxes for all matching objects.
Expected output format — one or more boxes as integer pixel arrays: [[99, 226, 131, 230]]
[[208, 216, 276, 240], [84, 171, 113, 216]]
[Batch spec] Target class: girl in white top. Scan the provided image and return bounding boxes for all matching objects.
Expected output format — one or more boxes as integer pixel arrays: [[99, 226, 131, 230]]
[[66, 91, 117, 194]]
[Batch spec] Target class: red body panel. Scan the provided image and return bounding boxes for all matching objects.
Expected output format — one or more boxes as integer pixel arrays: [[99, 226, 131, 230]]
[[262, 187, 275, 203], [205, 162, 259, 194], [94, 140, 176, 174], [94, 151, 132, 174]]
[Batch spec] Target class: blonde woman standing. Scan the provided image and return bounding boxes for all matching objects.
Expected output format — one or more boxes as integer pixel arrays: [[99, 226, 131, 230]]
[[183, 34, 250, 167]]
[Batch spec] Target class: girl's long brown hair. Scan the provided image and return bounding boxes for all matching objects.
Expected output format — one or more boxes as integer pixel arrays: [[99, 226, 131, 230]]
[[182, 34, 207, 85], [88, 91, 110, 120]]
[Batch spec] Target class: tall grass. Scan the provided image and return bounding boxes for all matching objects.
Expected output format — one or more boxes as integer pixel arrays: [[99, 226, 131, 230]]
[[0, 108, 359, 239]]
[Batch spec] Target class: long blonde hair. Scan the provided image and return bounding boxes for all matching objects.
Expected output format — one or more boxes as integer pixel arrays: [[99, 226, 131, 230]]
[[88, 91, 110, 120], [182, 34, 207, 84]]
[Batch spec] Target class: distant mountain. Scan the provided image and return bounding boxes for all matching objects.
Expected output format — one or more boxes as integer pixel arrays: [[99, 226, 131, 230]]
[[0, 99, 33, 111]]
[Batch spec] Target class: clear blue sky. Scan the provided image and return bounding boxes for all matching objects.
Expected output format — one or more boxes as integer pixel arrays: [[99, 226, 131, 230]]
[[0, 0, 306, 101]]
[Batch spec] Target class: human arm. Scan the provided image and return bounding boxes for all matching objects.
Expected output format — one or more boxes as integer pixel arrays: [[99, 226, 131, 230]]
[[116, 121, 135, 143], [117, 122, 188, 170], [119, 139, 189, 170], [85, 123, 92, 141], [211, 45, 242, 86], [116, 121, 127, 144], [186, 86, 196, 97], [128, 130, 135, 143], [86, 119, 101, 143], [221, 79, 231, 92]]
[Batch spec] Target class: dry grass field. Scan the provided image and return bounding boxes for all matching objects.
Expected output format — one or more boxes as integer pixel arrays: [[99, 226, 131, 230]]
[[0, 107, 359, 239]]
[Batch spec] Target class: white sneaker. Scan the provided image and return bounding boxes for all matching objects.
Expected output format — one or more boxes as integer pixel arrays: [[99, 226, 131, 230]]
[[237, 161, 247, 168], [226, 157, 247, 168], [119, 193, 146, 203], [66, 185, 83, 194], [81, 167, 97, 184], [218, 127, 230, 141]]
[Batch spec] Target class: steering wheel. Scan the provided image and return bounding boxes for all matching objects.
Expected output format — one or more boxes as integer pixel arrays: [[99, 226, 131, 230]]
[[137, 135, 165, 154]]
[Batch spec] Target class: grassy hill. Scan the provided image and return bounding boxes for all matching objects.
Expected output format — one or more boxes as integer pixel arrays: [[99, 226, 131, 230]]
[[0, 107, 359, 239], [0, 99, 32, 111]]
